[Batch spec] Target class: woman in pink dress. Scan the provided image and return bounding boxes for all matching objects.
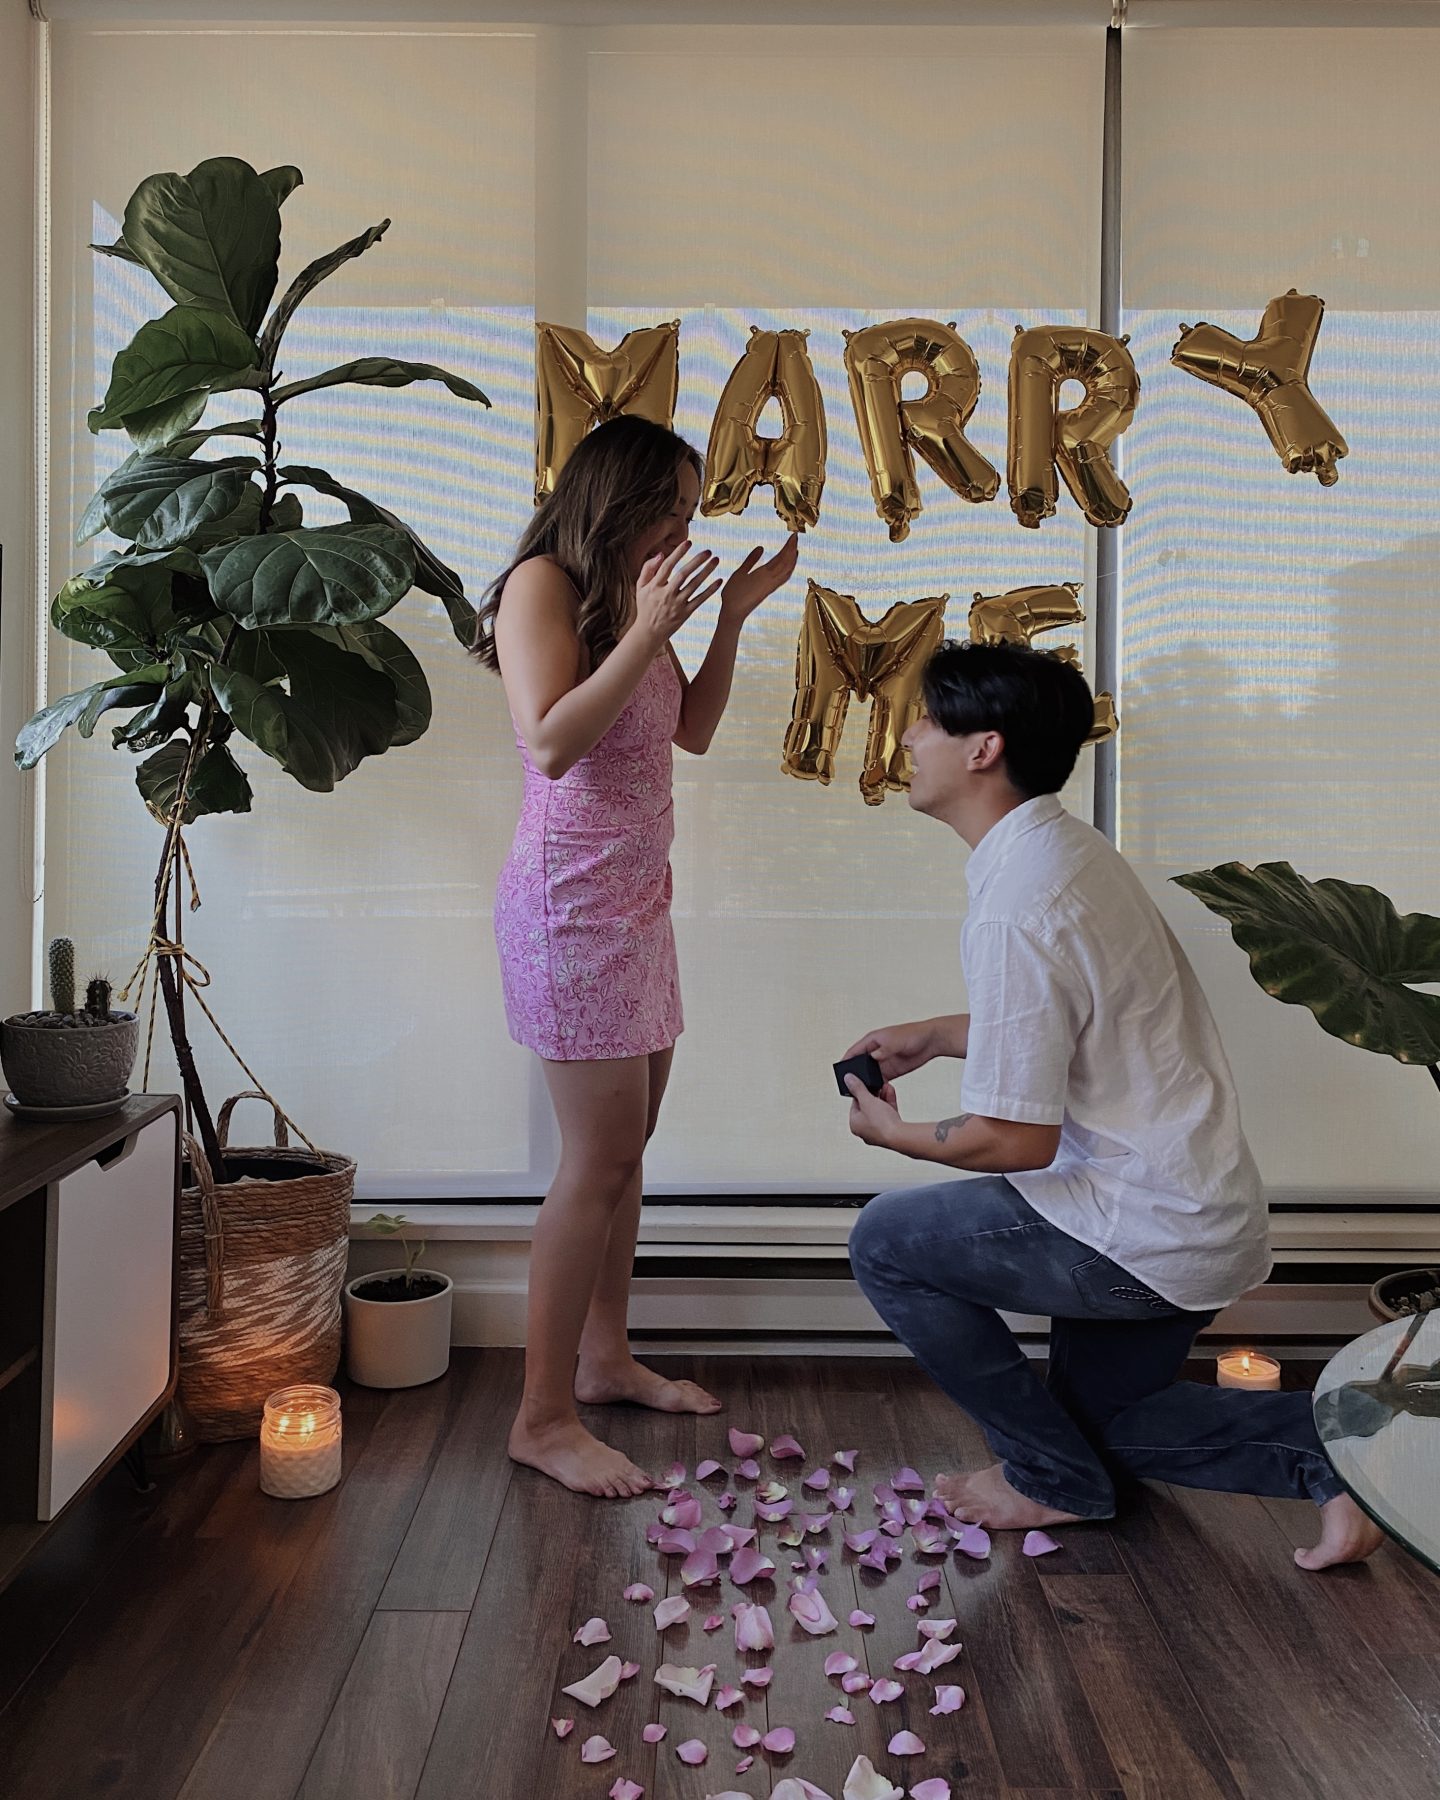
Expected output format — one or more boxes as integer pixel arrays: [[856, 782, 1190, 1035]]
[[474, 416, 798, 1496]]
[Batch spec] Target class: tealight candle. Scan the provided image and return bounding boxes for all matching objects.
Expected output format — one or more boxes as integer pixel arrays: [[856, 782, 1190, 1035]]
[[259, 1384, 343, 1498], [1216, 1349, 1281, 1391]]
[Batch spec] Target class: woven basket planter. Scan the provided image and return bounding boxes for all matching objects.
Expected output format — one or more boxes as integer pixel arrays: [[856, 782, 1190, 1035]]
[[178, 1091, 354, 1442]]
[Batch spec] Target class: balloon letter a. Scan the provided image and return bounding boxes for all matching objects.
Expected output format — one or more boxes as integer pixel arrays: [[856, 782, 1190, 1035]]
[[703, 328, 827, 532]]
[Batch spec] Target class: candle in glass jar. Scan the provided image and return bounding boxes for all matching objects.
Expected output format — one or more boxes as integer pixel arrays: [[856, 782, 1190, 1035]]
[[1216, 1349, 1281, 1391], [259, 1384, 342, 1498]]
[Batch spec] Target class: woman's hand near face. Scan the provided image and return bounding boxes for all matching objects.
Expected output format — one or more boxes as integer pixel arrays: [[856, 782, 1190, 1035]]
[[720, 532, 800, 623], [634, 541, 721, 649]]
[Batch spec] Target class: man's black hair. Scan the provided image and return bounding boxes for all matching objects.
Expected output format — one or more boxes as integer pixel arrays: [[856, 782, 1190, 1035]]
[[920, 640, 1096, 798]]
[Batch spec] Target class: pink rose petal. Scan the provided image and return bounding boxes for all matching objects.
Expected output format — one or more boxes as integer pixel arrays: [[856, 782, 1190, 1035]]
[[718, 1492, 738, 1512], [888, 1730, 925, 1756], [891, 1466, 925, 1493], [733, 1722, 762, 1747], [803, 1467, 832, 1491], [841, 1670, 872, 1694], [858, 1547, 890, 1573], [741, 1666, 773, 1688], [713, 1684, 744, 1710], [676, 1739, 707, 1766], [833, 1448, 857, 1471], [915, 1636, 962, 1674], [654, 1596, 691, 1631], [911, 1780, 953, 1800], [918, 1618, 957, 1641], [736, 1458, 761, 1481], [952, 1522, 991, 1559], [826, 1706, 855, 1725], [873, 1483, 898, 1507], [788, 1585, 839, 1635], [562, 1655, 624, 1708], [917, 1570, 942, 1593], [736, 1756, 754, 1775], [879, 1518, 905, 1539], [681, 1547, 720, 1587], [757, 1480, 790, 1504], [580, 1735, 616, 1764], [696, 1458, 724, 1481], [912, 1522, 949, 1554], [725, 1524, 758, 1548], [699, 1525, 737, 1556], [619, 1661, 640, 1681], [824, 1651, 858, 1676], [653, 1662, 717, 1705], [610, 1781, 644, 1800], [901, 1498, 928, 1526], [906, 1595, 930, 1613], [733, 1601, 776, 1653], [770, 1783, 834, 1800], [806, 1547, 830, 1571], [848, 1609, 876, 1628], [662, 1493, 703, 1531], [573, 1616, 611, 1646], [894, 1651, 923, 1671], [703, 1612, 725, 1632], [761, 1725, 796, 1753], [642, 1722, 667, 1743], [730, 1546, 777, 1586], [841, 1759, 902, 1800], [550, 1717, 573, 1738], [756, 1500, 793, 1524], [1023, 1529, 1062, 1557], [929, 1685, 965, 1716], [770, 1434, 805, 1460], [660, 1462, 686, 1490], [845, 1528, 878, 1551], [728, 1427, 765, 1458], [803, 1512, 833, 1535], [777, 1525, 805, 1549], [833, 1486, 855, 1512], [624, 1583, 654, 1603], [868, 1679, 904, 1704], [655, 1529, 697, 1557]]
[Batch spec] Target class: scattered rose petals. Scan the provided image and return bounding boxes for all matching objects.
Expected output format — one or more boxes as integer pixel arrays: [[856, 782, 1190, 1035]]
[[580, 1735, 616, 1764], [824, 1651, 858, 1677], [654, 1662, 717, 1705], [573, 1617, 611, 1646], [714, 1684, 744, 1711], [624, 1583, 655, 1603], [803, 1512, 833, 1536], [916, 1570, 942, 1592], [728, 1427, 764, 1458], [840, 1670, 872, 1694], [732, 1722, 762, 1747], [858, 1547, 890, 1573], [770, 1782, 834, 1800], [888, 1730, 925, 1756], [929, 1684, 965, 1716], [918, 1618, 957, 1641], [733, 1602, 776, 1653], [550, 1718, 573, 1738], [803, 1467, 832, 1491], [901, 1499, 929, 1527], [699, 1525, 738, 1556], [891, 1466, 925, 1493], [911, 1781, 953, 1800], [894, 1651, 923, 1672], [805, 1547, 829, 1571], [848, 1609, 876, 1628], [696, 1458, 724, 1481], [777, 1525, 805, 1549], [656, 1529, 698, 1557], [677, 1739, 708, 1766], [741, 1666, 773, 1688], [912, 1523, 949, 1554], [756, 1500, 794, 1524], [873, 1483, 898, 1507], [826, 1706, 855, 1725], [562, 1655, 623, 1708], [1023, 1529, 1062, 1557], [758, 1480, 790, 1504], [906, 1595, 930, 1613], [735, 1757, 754, 1775], [725, 1525, 759, 1548], [833, 1486, 855, 1512], [660, 1462, 686, 1490], [770, 1435, 805, 1460], [761, 1725, 796, 1754], [703, 1613, 725, 1632], [788, 1586, 839, 1635], [842, 1755, 903, 1800], [834, 1449, 858, 1472], [609, 1781, 644, 1800], [620, 1661, 641, 1681], [662, 1492, 703, 1531], [642, 1722, 667, 1743], [915, 1636, 962, 1674], [682, 1548, 720, 1587], [718, 1493, 738, 1512], [952, 1522, 991, 1559], [736, 1458, 761, 1481], [654, 1596, 691, 1632], [878, 1519, 905, 1540], [868, 1679, 904, 1704], [731, 1547, 777, 1586]]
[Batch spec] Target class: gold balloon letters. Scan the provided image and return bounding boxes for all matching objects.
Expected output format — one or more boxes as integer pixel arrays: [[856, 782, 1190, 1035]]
[[1008, 328, 1139, 531], [968, 583, 1117, 743], [844, 318, 1000, 543], [782, 580, 948, 806], [533, 319, 680, 505], [703, 328, 827, 533], [1171, 290, 1347, 486]]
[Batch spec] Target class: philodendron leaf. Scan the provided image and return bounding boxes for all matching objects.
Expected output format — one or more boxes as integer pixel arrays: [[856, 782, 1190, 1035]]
[[320, 618, 432, 746], [51, 574, 158, 654], [258, 220, 390, 365], [261, 165, 304, 207], [78, 450, 139, 542], [91, 236, 144, 266], [167, 418, 264, 456], [15, 665, 168, 769], [199, 522, 415, 628], [88, 305, 263, 441], [122, 156, 282, 336], [100, 454, 260, 547], [270, 356, 490, 408], [136, 735, 253, 822], [210, 632, 397, 791], [1173, 860, 1440, 1065]]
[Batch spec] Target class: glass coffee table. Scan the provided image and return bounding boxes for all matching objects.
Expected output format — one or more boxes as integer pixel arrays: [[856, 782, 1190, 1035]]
[[1314, 1311, 1440, 1574]]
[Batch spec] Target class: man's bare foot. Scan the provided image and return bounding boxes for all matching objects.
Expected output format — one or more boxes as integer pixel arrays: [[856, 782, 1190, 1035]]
[[934, 1462, 1085, 1530], [1293, 1493, 1385, 1570], [574, 1356, 722, 1415], [507, 1414, 652, 1498]]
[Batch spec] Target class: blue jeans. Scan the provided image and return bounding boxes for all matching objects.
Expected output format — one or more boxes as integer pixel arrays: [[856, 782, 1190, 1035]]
[[849, 1174, 1341, 1519]]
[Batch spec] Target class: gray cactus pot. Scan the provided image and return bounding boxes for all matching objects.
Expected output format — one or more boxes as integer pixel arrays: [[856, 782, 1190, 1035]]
[[1, 1011, 139, 1109]]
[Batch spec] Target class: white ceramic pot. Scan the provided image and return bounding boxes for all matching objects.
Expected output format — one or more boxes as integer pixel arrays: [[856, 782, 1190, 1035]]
[[343, 1268, 453, 1388]]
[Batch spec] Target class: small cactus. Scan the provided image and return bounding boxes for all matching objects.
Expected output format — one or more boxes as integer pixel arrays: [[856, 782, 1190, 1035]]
[[86, 975, 113, 1021], [47, 936, 75, 1014]]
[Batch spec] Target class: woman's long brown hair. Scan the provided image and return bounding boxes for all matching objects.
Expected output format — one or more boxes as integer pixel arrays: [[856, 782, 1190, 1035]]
[[472, 415, 703, 673]]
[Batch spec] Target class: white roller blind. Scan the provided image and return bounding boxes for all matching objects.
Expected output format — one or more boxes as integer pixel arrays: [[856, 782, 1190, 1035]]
[[41, 18, 1105, 1196], [1120, 26, 1440, 1194]]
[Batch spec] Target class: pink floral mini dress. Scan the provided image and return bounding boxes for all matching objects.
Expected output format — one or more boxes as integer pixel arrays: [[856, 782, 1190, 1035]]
[[494, 650, 684, 1061]]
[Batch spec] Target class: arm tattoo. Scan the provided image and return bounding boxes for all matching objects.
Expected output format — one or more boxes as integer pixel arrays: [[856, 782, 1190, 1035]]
[[934, 1114, 972, 1144]]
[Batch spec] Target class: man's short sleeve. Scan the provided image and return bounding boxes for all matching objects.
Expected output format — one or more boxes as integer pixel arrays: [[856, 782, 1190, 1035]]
[[960, 920, 1087, 1126]]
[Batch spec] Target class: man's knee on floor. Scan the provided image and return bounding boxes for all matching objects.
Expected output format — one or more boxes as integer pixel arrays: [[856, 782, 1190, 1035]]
[[847, 1188, 917, 1287]]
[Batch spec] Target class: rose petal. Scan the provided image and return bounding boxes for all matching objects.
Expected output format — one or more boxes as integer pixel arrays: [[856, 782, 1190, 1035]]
[[728, 1427, 765, 1458], [806, 1547, 829, 1571], [562, 1655, 624, 1708], [676, 1739, 708, 1765], [573, 1616, 611, 1646], [725, 1525, 759, 1548], [620, 1661, 641, 1681], [699, 1525, 738, 1556], [654, 1662, 717, 1705], [840, 1670, 872, 1694], [918, 1618, 957, 1641], [826, 1706, 855, 1725], [770, 1782, 834, 1800], [858, 1547, 889, 1573], [757, 1480, 790, 1504], [848, 1609, 876, 1628], [770, 1435, 805, 1460], [656, 1529, 698, 1557], [916, 1570, 942, 1592], [891, 1466, 925, 1493], [893, 1651, 923, 1671], [756, 1500, 793, 1524], [906, 1595, 930, 1613], [660, 1462, 687, 1490], [681, 1548, 720, 1587], [915, 1637, 962, 1674], [735, 1757, 754, 1775], [888, 1730, 925, 1756], [803, 1467, 832, 1491], [654, 1596, 691, 1631], [610, 1781, 644, 1800], [833, 1448, 858, 1471], [842, 1755, 904, 1800], [803, 1512, 833, 1536], [580, 1735, 616, 1764], [733, 1722, 762, 1747], [845, 1529, 878, 1553], [714, 1684, 744, 1710], [736, 1458, 761, 1481], [929, 1684, 965, 1716], [662, 1493, 703, 1531], [761, 1725, 796, 1753], [777, 1525, 805, 1548], [703, 1612, 725, 1632], [952, 1522, 991, 1559], [868, 1678, 904, 1704], [642, 1722, 667, 1743], [550, 1717, 574, 1738], [624, 1583, 655, 1603], [741, 1666, 773, 1688], [733, 1601, 776, 1653], [833, 1486, 855, 1512], [696, 1458, 724, 1481], [873, 1483, 897, 1507], [824, 1651, 858, 1676], [1023, 1529, 1062, 1557], [717, 1493, 738, 1512], [912, 1523, 949, 1554], [788, 1586, 840, 1635], [901, 1499, 928, 1526], [911, 1780, 953, 1800], [730, 1547, 777, 1586]]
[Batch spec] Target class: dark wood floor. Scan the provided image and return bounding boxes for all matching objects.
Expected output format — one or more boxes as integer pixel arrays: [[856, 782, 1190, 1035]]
[[2, 1351, 1439, 1800]]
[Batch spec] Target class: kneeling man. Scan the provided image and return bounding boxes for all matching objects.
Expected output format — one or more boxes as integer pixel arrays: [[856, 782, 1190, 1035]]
[[844, 640, 1377, 1570]]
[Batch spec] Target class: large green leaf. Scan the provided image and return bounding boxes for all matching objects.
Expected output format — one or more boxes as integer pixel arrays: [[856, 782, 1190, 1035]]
[[278, 464, 476, 646], [270, 356, 490, 408], [77, 450, 139, 543], [261, 165, 304, 208], [199, 522, 415, 628], [122, 156, 281, 336], [258, 220, 390, 365], [112, 674, 200, 753], [136, 735, 253, 823], [321, 618, 432, 746], [101, 454, 260, 547], [51, 574, 157, 654], [14, 665, 168, 769], [88, 305, 263, 440], [1173, 860, 1440, 1065], [167, 418, 264, 456], [210, 634, 396, 791]]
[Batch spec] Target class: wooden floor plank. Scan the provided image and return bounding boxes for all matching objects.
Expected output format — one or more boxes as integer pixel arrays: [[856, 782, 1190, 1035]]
[[297, 1610, 467, 1800], [1258, 1492, 1440, 1655], [378, 1350, 521, 1611]]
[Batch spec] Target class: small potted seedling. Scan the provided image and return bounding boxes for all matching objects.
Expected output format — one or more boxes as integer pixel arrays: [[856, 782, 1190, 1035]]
[[344, 1213, 453, 1388], [1, 936, 139, 1116]]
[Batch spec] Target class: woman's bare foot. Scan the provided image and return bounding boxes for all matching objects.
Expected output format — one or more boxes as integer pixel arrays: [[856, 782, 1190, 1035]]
[[507, 1414, 652, 1498], [574, 1356, 722, 1415], [1293, 1493, 1385, 1570], [934, 1462, 1085, 1530]]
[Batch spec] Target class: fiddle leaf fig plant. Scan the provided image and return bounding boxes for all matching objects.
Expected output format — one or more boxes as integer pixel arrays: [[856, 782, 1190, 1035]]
[[1173, 860, 1440, 1078], [14, 155, 490, 1178]]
